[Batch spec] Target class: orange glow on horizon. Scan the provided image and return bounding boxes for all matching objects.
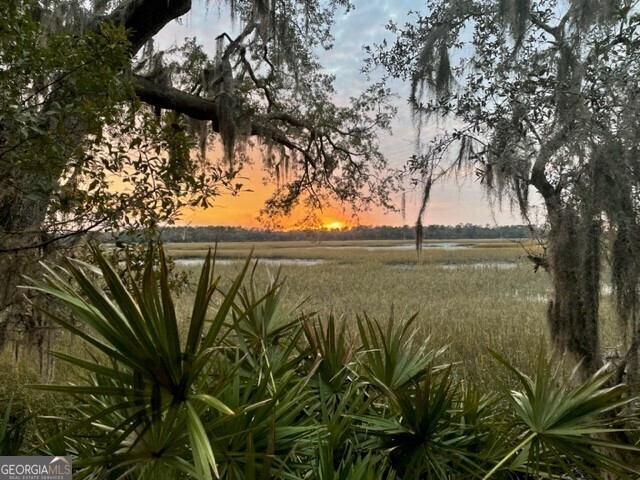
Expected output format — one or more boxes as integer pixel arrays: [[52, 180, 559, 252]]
[[176, 143, 520, 229], [179, 155, 374, 229], [323, 220, 346, 230]]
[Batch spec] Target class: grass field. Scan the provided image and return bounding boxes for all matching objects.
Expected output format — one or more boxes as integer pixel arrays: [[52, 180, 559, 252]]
[[165, 239, 620, 383], [2, 238, 621, 385]]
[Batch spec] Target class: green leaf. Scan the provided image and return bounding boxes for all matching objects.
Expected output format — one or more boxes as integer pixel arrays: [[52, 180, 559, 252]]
[[186, 402, 218, 479], [188, 394, 235, 416]]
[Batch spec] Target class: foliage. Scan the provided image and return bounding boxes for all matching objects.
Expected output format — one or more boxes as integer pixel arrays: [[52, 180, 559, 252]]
[[487, 349, 638, 479], [0, 0, 230, 358], [96, 240, 191, 295], [368, 0, 640, 378], [25, 248, 640, 479], [353, 313, 499, 479], [0, 0, 219, 246], [0, 396, 30, 455], [1, 0, 396, 254], [31, 247, 243, 478], [356, 312, 445, 393]]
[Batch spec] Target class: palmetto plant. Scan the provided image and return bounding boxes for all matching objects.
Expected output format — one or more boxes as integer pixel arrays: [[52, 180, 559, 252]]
[[352, 314, 489, 479], [356, 312, 446, 395], [231, 269, 310, 384], [312, 446, 396, 480], [233, 269, 304, 352], [353, 362, 496, 478], [204, 360, 319, 479], [30, 247, 248, 479], [304, 314, 357, 398], [209, 272, 320, 479], [486, 349, 640, 479], [25, 246, 640, 479], [303, 315, 371, 474]]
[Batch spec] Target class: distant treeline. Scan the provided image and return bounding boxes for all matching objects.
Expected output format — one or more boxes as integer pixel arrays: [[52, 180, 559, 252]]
[[150, 224, 533, 243]]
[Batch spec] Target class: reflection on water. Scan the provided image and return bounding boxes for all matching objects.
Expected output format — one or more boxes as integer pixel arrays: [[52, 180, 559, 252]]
[[256, 259, 325, 266], [175, 258, 235, 267], [422, 243, 468, 250], [441, 262, 517, 270], [327, 242, 467, 251], [175, 258, 325, 267]]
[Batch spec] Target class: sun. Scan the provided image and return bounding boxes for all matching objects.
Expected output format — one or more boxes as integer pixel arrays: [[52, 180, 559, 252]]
[[323, 220, 345, 230]]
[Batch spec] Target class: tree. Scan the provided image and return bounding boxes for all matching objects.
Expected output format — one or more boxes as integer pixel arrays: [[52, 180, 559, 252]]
[[368, 0, 640, 380], [0, 1, 142, 365], [0, 0, 395, 354]]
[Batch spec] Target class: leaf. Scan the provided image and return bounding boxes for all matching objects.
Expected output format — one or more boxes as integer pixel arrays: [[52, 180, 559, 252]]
[[186, 402, 218, 479], [188, 394, 234, 416]]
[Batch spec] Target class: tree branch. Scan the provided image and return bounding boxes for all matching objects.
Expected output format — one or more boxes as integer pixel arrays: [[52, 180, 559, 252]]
[[134, 74, 222, 122], [100, 0, 192, 55], [0, 219, 107, 253], [530, 126, 568, 207], [134, 74, 327, 153]]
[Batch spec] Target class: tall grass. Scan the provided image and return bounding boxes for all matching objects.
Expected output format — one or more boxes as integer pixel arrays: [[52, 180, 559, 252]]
[[170, 241, 555, 382], [3, 240, 621, 387]]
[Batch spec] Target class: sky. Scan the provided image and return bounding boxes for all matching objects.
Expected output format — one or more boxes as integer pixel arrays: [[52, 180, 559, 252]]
[[157, 1, 522, 228]]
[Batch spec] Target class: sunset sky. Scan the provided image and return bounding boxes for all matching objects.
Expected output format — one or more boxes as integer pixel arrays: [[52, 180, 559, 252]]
[[158, 1, 523, 228]]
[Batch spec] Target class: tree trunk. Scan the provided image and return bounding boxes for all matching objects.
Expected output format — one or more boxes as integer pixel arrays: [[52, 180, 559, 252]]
[[546, 204, 602, 377], [0, 178, 57, 378]]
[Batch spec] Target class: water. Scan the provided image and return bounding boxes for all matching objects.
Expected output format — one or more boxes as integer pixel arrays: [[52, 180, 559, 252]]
[[257, 259, 325, 266], [175, 258, 325, 267], [423, 242, 468, 250], [175, 258, 235, 267], [326, 242, 467, 251], [441, 261, 517, 270]]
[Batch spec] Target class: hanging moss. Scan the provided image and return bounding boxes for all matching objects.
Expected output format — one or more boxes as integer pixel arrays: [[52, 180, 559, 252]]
[[380, 0, 640, 380]]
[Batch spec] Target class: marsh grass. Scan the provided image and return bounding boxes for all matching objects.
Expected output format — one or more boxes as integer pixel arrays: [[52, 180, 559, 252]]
[[167, 238, 532, 259], [0, 350, 78, 451], [163, 240, 620, 384], [4, 239, 621, 385]]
